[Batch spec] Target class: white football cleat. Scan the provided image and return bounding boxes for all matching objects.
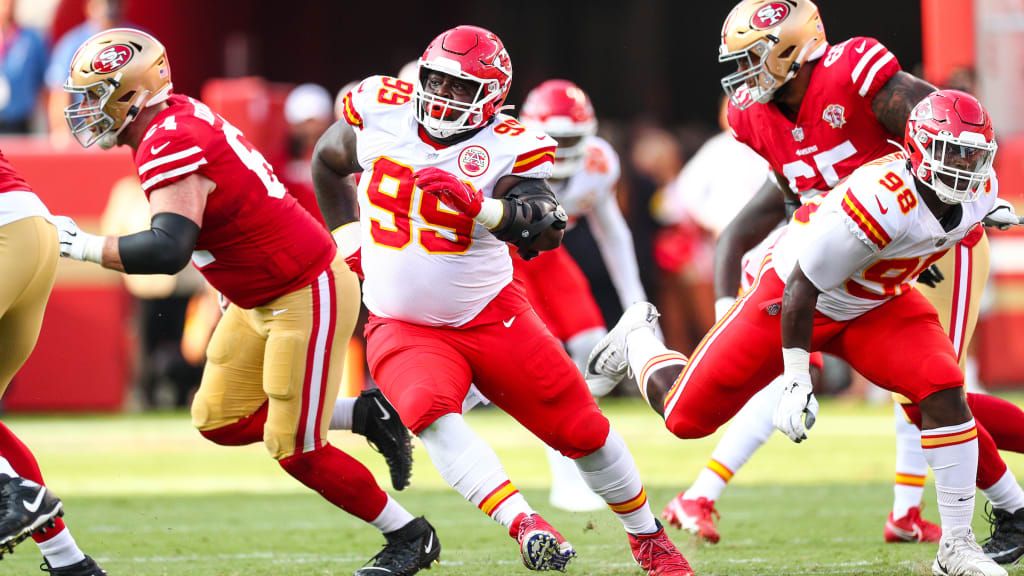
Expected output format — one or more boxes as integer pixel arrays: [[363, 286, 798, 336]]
[[586, 302, 660, 388], [933, 526, 1007, 576]]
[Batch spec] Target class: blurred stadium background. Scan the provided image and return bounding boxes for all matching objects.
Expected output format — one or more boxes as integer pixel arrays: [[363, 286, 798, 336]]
[[1, 1, 1024, 573]]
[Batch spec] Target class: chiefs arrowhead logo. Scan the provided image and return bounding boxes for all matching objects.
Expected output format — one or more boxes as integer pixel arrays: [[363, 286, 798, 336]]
[[92, 44, 133, 73]]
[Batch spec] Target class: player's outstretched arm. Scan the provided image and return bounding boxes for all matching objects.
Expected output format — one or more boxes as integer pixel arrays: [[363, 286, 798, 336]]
[[56, 174, 209, 274], [775, 264, 822, 443], [312, 120, 362, 231], [713, 173, 789, 301], [871, 71, 937, 138]]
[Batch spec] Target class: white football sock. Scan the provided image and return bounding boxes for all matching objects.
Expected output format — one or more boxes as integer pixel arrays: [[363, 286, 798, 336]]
[[575, 428, 658, 535], [36, 528, 85, 568], [687, 377, 781, 501], [418, 414, 532, 529], [625, 329, 687, 407], [922, 419, 979, 531], [892, 402, 928, 519], [370, 494, 417, 534], [328, 397, 357, 430], [981, 469, 1024, 514]]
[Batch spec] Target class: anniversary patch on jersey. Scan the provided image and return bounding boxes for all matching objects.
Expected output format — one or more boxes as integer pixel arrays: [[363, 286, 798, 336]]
[[92, 44, 133, 73], [458, 145, 490, 177], [823, 104, 846, 129]]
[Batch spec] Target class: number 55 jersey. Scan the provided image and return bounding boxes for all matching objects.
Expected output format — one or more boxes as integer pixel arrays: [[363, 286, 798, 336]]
[[729, 36, 902, 197], [132, 94, 336, 309], [340, 75, 557, 327]]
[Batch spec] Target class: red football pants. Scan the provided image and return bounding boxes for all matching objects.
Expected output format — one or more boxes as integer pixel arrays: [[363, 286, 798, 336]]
[[365, 283, 609, 458], [663, 265, 963, 439]]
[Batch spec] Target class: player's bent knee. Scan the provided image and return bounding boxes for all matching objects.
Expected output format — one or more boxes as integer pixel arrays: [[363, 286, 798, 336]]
[[549, 408, 610, 459], [665, 411, 715, 440]]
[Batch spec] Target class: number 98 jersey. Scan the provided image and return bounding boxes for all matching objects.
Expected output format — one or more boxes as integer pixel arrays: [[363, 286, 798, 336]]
[[341, 75, 557, 327], [133, 94, 336, 309]]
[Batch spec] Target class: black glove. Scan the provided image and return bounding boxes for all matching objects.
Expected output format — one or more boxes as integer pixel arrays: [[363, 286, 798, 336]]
[[917, 264, 944, 289]]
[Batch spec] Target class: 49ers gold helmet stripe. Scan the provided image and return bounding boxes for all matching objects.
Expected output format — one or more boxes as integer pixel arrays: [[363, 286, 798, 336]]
[[63, 28, 172, 148]]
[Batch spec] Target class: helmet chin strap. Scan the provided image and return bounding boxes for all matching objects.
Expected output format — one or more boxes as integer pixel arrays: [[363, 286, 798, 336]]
[[109, 89, 153, 147]]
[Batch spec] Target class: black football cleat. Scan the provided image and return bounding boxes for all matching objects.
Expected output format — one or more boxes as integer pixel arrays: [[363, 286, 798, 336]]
[[983, 503, 1024, 565], [41, 555, 108, 575], [354, 516, 440, 576], [353, 388, 414, 490], [0, 476, 63, 559]]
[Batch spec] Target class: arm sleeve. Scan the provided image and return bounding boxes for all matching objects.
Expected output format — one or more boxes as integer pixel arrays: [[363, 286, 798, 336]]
[[797, 210, 877, 292], [587, 190, 647, 308]]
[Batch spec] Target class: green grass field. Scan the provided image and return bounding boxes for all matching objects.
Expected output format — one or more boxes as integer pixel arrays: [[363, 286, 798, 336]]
[[3, 397, 1024, 575]]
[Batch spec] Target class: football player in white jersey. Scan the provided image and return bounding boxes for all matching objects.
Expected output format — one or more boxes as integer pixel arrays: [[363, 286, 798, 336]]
[[514, 79, 652, 512], [313, 25, 693, 576], [590, 90, 1008, 576]]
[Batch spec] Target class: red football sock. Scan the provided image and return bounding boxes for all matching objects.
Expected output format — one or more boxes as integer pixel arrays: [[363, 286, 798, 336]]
[[0, 422, 68, 540], [279, 444, 388, 522], [968, 393, 1024, 454]]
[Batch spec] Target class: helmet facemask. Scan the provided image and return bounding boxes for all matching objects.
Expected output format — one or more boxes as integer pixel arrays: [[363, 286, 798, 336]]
[[720, 38, 779, 109], [63, 75, 152, 149], [543, 120, 597, 179], [414, 63, 501, 139], [913, 129, 996, 204]]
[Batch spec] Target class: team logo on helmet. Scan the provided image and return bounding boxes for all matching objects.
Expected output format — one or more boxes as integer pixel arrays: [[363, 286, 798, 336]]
[[458, 145, 490, 177], [822, 104, 846, 129], [491, 49, 512, 79], [91, 44, 134, 73], [750, 2, 790, 29]]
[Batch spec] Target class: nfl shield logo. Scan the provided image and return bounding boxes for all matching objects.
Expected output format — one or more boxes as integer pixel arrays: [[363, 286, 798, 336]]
[[792, 127, 804, 142]]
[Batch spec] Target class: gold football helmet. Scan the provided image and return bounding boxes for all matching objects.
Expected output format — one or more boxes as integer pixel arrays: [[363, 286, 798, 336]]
[[63, 28, 172, 148], [719, 0, 826, 109]]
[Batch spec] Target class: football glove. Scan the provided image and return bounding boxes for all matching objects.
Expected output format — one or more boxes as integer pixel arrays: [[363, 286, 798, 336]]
[[917, 264, 944, 289], [414, 167, 483, 218], [332, 222, 363, 281], [983, 198, 1023, 231], [53, 215, 103, 263], [773, 348, 819, 443]]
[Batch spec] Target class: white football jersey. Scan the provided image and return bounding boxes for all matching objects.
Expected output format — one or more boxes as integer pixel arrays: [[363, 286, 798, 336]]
[[771, 152, 998, 321], [343, 76, 557, 326], [551, 136, 620, 222]]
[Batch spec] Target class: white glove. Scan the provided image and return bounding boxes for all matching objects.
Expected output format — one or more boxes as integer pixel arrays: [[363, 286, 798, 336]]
[[772, 348, 819, 443], [53, 216, 103, 263], [984, 198, 1023, 231]]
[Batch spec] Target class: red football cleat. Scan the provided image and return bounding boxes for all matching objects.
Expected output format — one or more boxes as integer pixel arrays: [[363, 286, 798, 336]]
[[509, 513, 576, 572], [661, 491, 720, 544], [629, 522, 695, 576], [884, 506, 942, 543]]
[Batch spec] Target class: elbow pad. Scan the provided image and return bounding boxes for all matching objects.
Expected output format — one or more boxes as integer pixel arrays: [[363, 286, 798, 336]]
[[492, 179, 568, 259], [118, 212, 200, 274]]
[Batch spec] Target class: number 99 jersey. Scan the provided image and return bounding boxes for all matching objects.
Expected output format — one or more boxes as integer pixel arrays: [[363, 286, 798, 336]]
[[340, 75, 557, 327], [133, 94, 336, 309]]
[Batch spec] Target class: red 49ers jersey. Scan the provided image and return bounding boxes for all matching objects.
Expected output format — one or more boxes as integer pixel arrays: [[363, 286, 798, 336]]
[[729, 37, 902, 197], [0, 151, 30, 194], [340, 75, 556, 326], [134, 94, 336, 309]]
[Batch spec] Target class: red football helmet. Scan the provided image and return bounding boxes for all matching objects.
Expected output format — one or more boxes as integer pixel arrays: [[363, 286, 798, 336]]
[[520, 79, 597, 178], [905, 89, 997, 204], [414, 25, 512, 139]]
